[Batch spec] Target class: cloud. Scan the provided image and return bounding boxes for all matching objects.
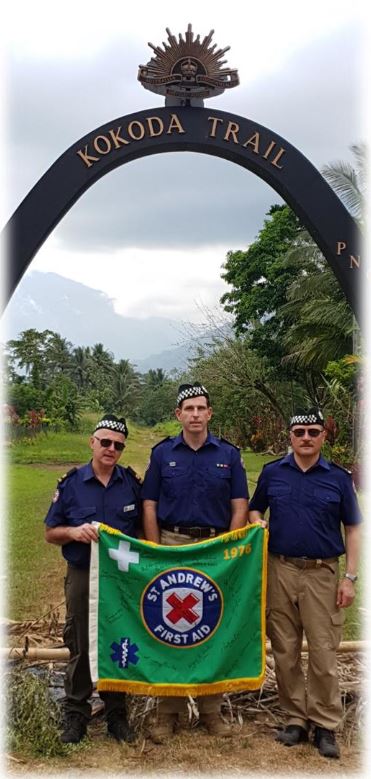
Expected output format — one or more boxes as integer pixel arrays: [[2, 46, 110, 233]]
[[3, 8, 363, 325], [5, 24, 361, 255]]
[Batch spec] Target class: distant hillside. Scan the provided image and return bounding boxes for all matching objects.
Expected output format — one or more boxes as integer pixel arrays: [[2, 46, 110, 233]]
[[2, 271, 183, 362], [2, 270, 220, 374]]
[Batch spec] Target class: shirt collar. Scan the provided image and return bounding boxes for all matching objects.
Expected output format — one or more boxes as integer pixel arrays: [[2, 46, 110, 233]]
[[171, 431, 220, 449], [83, 461, 123, 481], [279, 452, 330, 471]]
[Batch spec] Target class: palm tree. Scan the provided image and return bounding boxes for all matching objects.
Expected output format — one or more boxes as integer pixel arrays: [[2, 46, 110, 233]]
[[45, 333, 73, 379], [111, 359, 141, 415], [279, 145, 364, 373], [71, 346, 93, 391], [146, 368, 166, 388], [321, 143, 365, 226], [7, 329, 54, 388], [91, 343, 115, 372]]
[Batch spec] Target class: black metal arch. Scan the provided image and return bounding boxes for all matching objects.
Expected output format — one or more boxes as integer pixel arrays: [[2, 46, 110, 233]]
[[4, 106, 362, 323]]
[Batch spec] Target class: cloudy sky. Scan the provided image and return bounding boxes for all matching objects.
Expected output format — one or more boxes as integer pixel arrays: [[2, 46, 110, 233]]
[[2, 0, 366, 323]]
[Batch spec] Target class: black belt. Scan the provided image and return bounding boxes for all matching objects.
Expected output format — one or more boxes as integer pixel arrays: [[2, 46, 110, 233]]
[[273, 554, 338, 570], [161, 523, 225, 539]]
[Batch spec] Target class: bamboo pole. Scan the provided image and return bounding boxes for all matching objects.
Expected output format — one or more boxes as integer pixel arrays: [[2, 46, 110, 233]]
[[1, 640, 369, 662]]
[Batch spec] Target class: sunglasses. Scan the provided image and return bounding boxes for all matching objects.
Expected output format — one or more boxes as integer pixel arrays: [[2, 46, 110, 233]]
[[291, 428, 323, 438], [93, 436, 125, 451]]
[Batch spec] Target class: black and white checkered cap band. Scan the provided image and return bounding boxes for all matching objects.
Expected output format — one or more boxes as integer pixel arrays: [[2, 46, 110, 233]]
[[290, 412, 324, 427], [95, 419, 128, 436], [177, 385, 208, 406]]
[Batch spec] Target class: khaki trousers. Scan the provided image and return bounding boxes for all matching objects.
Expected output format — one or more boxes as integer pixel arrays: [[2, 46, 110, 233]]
[[267, 553, 344, 731], [158, 528, 223, 716]]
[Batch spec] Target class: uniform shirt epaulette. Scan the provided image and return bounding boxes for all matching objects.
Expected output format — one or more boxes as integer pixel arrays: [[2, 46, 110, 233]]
[[126, 465, 143, 484], [151, 436, 171, 450], [330, 461, 352, 475], [262, 456, 286, 467], [220, 437, 240, 450], [57, 467, 78, 484]]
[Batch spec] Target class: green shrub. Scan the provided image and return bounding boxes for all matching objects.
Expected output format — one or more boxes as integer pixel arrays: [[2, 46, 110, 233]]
[[6, 668, 68, 757], [152, 419, 181, 437]]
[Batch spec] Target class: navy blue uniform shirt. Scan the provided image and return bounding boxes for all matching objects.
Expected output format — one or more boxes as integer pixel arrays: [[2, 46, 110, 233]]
[[141, 432, 249, 529], [249, 453, 362, 558], [44, 462, 141, 568]]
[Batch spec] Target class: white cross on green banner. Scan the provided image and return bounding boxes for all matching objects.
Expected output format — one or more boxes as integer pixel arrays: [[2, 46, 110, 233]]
[[89, 523, 267, 697]]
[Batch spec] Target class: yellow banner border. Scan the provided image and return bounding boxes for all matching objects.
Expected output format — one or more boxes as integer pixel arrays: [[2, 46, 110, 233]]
[[97, 670, 265, 696]]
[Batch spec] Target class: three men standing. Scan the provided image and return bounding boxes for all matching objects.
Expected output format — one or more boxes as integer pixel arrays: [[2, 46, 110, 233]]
[[44, 400, 361, 760], [142, 382, 249, 740], [249, 407, 362, 759]]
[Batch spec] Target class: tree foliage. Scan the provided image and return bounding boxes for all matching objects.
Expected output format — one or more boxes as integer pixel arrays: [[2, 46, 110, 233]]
[[220, 206, 316, 373], [4, 329, 177, 432]]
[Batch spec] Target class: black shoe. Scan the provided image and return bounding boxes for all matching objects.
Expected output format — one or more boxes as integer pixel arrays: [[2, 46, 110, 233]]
[[314, 727, 340, 759], [276, 725, 308, 746], [60, 712, 88, 744], [107, 711, 135, 743]]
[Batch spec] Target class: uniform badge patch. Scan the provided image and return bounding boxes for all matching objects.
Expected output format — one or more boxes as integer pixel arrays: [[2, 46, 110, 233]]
[[123, 504, 135, 512], [110, 637, 139, 669], [52, 489, 60, 503], [141, 568, 223, 647]]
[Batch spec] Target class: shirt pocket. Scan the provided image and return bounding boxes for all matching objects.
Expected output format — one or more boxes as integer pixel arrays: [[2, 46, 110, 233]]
[[115, 503, 139, 536], [267, 484, 292, 499], [65, 507, 97, 525], [204, 465, 231, 480], [204, 466, 231, 497], [160, 465, 189, 497], [313, 487, 341, 505]]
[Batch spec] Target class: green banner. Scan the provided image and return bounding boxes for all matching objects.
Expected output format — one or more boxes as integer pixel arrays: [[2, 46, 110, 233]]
[[89, 523, 267, 696]]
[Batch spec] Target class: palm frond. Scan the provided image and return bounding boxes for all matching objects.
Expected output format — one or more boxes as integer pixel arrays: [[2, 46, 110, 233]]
[[322, 162, 364, 222]]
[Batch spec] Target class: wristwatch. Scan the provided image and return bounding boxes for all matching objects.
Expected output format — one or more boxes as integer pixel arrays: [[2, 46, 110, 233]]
[[344, 572, 358, 583]]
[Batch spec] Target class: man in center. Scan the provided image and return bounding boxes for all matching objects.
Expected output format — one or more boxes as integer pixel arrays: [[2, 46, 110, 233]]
[[141, 382, 249, 741]]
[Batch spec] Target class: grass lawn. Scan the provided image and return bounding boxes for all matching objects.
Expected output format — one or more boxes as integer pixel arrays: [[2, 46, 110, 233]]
[[5, 421, 363, 639]]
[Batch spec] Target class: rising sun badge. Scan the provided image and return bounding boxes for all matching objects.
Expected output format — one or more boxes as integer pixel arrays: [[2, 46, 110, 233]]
[[138, 24, 239, 105]]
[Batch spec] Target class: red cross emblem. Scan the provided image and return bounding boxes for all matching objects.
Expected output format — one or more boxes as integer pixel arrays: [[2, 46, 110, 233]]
[[165, 592, 200, 625], [162, 587, 203, 632]]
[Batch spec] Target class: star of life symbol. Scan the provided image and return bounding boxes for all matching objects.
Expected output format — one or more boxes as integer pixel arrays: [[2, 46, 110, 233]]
[[110, 637, 139, 669], [108, 540, 140, 572], [163, 588, 203, 632]]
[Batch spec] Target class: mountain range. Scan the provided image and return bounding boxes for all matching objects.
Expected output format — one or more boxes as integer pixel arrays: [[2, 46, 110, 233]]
[[1, 271, 206, 373]]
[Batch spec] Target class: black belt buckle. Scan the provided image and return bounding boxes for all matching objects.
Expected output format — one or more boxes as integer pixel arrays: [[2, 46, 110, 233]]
[[172, 525, 216, 539], [189, 526, 213, 539], [162, 524, 221, 539]]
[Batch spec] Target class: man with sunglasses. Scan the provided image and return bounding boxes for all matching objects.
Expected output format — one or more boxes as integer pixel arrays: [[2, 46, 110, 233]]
[[249, 407, 362, 759], [44, 414, 141, 745]]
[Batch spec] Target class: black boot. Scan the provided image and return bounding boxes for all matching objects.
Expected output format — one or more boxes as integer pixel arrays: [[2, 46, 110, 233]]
[[107, 709, 135, 743], [314, 727, 340, 758], [276, 724, 308, 746], [60, 712, 88, 744]]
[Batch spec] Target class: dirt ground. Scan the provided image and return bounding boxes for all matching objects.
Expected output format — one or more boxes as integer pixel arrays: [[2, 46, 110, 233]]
[[6, 708, 365, 778], [5, 617, 370, 779], [4, 621, 366, 778]]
